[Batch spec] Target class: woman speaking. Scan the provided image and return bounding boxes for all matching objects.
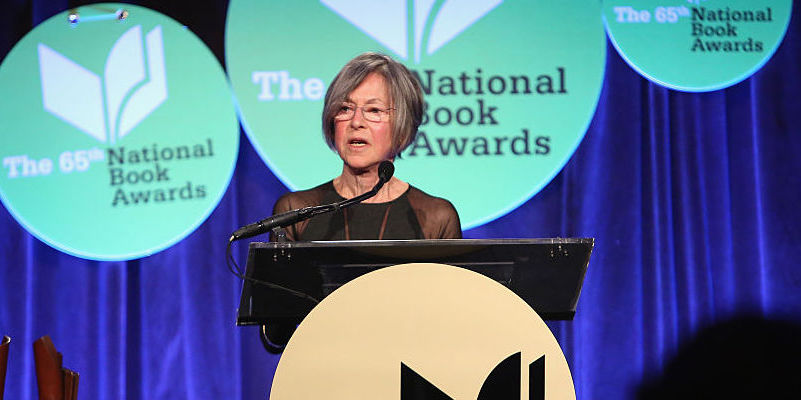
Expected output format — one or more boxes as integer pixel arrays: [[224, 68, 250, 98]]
[[273, 52, 461, 240]]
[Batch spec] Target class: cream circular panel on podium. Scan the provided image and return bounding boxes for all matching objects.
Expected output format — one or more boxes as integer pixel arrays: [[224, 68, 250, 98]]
[[226, 0, 606, 229], [271, 263, 575, 399], [0, 3, 239, 260]]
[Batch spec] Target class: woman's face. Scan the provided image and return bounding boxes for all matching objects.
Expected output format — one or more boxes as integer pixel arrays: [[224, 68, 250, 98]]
[[334, 72, 394, 171]]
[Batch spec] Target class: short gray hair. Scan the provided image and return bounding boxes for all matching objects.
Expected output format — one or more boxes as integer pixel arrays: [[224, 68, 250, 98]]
[[322, 52, 424, 157]]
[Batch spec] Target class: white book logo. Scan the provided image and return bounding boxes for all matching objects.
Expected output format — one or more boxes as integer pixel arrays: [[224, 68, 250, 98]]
[[38, 25, 168, 144], [320, 0, 503, 63]]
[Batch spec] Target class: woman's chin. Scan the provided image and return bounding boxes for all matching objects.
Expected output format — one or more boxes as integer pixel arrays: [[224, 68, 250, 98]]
[[344, 163, 377, 174], [341, 157, 384, 172]]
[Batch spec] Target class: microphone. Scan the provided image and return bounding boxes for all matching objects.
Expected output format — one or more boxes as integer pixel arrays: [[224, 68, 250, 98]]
[[378, 160, 394, 183], [230, 161, 395, 241], [332, 160, 394, 209]]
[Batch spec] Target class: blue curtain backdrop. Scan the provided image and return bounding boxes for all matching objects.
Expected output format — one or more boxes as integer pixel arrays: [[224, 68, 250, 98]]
[[2, 1, 800, 399]]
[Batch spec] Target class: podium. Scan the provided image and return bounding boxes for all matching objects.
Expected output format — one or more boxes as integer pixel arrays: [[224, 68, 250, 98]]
[[236, 238, 594, 327]]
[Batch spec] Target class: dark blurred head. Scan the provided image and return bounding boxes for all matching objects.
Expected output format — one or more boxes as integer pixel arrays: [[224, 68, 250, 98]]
[[637, 315, 801, 399]]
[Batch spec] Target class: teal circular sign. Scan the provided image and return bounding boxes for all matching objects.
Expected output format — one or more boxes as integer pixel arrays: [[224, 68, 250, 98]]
[[0, 4, 239, 260], [603, 0, 792, 91], [226, 0, 605, 229]]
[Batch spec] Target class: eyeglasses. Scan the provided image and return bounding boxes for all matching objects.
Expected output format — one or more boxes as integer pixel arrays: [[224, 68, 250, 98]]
[[334, 103, 395, 123]]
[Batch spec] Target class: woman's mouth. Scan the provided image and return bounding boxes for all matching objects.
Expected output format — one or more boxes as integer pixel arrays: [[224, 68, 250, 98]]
[[349, 138, 368, 147]]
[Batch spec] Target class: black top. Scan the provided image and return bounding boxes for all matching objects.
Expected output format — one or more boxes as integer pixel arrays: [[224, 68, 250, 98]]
[[272, 181, 462, 241]]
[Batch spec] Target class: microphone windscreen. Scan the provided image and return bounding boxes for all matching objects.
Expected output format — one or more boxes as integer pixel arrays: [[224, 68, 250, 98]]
[[378, 161, 395, 182]]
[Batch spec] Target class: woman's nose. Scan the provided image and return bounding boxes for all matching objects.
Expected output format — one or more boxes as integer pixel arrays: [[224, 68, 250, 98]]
[[349, 107, 367, 128]]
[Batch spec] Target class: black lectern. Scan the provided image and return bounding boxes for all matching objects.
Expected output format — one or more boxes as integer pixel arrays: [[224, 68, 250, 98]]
[[236, 238, 593, 329]]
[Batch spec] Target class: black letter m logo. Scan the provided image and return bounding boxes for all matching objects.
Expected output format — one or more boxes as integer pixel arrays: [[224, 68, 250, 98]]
[[401, 352, 545, 399]]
